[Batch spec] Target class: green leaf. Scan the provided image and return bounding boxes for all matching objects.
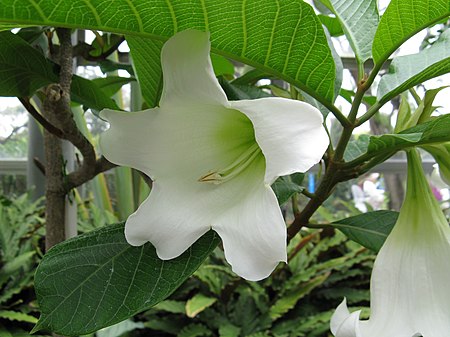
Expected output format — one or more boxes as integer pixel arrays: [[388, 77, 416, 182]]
[[144, 317, 184, 335], [299, 24, 342, 117], [0, 326, 12, 337], [127, 36, 164, 108], [99, 59, 134, 75], [0, 0, 336, 102], [372, 0, 450, 66], [218, 323, 241, 337], [16, 26, 46, 44], [185, 294, 217, 318], [0, 31, 119, 110], [231, 69, 267, 86], [91, 76, 136, 98], [271, 176, 303, 206], [332, 211, 399, 252], [269, 273, 329, 320], [323, 0, 379, 62], [178, 323, 211, 337], [33, 223, 220, 336], [0, 310, 38, 324], [153, 300, 186, 314], [368, 114, 450, 154], [70, 74, 121, 111], [0, 31, 58, 96], [211, 54, 235, 77], [0, 251, 34, 277], [416, 86, 449, 124], [377, 29, 450, 104], [344, 134, 370, 162], [218, 77, 271, 101], [318, 15, 344, 37], [348, 114, 450, 165]]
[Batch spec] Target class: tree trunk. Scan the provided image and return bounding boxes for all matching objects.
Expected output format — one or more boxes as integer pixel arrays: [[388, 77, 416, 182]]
[[43, 100, 66, 250]]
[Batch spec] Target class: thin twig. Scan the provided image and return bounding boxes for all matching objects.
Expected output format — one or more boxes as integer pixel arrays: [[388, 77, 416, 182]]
[[288, 231, 320, 261], [19, 97, 64, 138], [33, 157, 46, 175]]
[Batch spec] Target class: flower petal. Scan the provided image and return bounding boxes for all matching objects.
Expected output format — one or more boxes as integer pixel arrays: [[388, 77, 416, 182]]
[[335, 310, 362, 337], [230, 98, 329, 184], [100, 104, 255, 182], [331, 298, 351, 335], [213, 156, 287, 281], [99, 108, 159, 176], [333, 150, 450, 337], [124, 181, 212, 256], [124, 151, 285, 281], [159, 29, 228, 106], [361, 151, 450, 337]]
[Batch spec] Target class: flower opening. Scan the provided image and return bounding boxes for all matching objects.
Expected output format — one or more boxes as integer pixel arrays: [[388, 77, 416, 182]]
[[99, 29, 329, 281]]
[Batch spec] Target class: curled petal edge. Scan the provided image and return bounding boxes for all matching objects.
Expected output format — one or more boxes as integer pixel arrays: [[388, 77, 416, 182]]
[[331, 298, 361, 337]]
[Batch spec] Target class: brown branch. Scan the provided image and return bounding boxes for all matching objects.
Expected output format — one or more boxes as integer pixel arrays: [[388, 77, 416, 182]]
[[43, 29, 96, 192], [72, 36, 125, 61], [21, 31, 117, 195], [19, 97, 64, 138], [65, 156, 117, 190], [287, 160, 354, 241], [33, 157, 46, 175]]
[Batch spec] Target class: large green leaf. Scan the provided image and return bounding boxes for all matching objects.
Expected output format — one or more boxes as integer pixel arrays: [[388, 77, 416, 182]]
[[377, 29, 450, 104], [127, 36, 164, 108], [33, 223, 220, 335], [0, 31, 57, 96], [372, 0, 450, 66], [0, 0, 336, 102], [332, 211, 398, 252], [322, 0, 379, 63], [0, 31, 119, 110]]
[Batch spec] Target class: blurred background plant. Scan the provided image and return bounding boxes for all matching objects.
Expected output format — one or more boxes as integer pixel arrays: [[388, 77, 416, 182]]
[[0, 190, 373, 337]]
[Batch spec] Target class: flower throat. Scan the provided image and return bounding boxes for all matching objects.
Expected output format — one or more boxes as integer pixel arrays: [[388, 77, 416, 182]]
[[199, 143, 261, 184]]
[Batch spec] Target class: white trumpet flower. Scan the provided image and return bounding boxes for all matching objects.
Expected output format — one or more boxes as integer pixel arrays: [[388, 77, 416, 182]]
[[331, 149, 450, 337], [100, 29, 329, 281]]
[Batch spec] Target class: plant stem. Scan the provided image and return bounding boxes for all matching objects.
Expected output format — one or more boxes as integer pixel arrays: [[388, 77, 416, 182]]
[[288, 161, 340, 240], [289, 59, 385, 240], [355, 101, 384, 126]]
